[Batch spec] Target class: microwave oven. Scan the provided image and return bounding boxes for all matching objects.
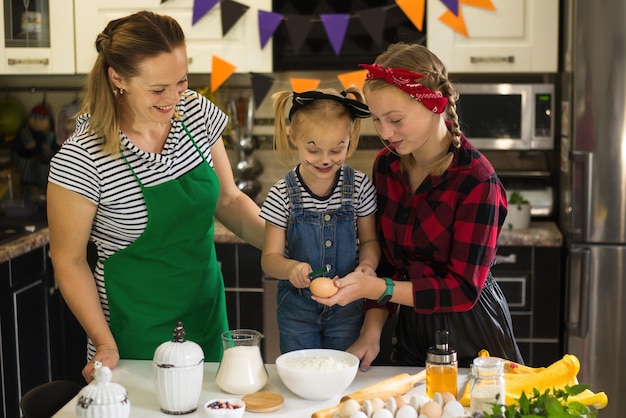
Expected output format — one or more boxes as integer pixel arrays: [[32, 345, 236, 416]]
[[455, 83, 555, 150]]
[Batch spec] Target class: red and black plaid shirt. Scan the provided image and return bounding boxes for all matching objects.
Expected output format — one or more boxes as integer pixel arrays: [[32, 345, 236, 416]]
[[368, 135, 507, 314]]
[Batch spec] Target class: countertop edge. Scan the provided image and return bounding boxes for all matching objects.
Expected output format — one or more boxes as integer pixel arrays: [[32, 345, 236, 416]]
[[0, 221, 562, 263]]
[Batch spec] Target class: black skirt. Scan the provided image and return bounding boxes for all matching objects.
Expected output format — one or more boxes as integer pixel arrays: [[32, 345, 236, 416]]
[[390, 273, 524, 368]]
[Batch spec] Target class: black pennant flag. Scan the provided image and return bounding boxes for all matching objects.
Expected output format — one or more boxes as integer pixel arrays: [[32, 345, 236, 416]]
[[359, 7, 387, 47], [221, 0, 250, 37], [284, 14, 314, 54]]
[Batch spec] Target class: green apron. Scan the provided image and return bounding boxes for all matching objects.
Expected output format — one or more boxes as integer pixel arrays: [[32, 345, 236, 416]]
[[103, 124, 228, 360]]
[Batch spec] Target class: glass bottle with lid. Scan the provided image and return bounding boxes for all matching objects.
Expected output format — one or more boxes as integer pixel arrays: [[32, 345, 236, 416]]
[[469, 356, 506, 414], [425, 329, 458, 398]]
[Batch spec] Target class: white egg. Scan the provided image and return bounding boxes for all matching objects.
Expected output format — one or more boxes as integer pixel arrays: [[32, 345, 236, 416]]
[[441, 400, 465, 417], [385, 397, 397, 415], [339, 399, 362, 418], [395, 404, 418, 418], [370, 398, 385, 411], [372, 408, 394, 418], [350, 412, 368, 418], [410, 395, 431, 411], [362, 400, 374, 417]]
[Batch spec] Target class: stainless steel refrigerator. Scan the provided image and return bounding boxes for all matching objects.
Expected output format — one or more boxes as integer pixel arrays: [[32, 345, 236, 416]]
[[559, 1, 626, 416]]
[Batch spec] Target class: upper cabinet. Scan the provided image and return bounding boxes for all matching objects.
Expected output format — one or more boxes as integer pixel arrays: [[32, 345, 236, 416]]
[[426, 0, 558, 73], [74, 0, 272, 74], [0, 0, 75, 74]]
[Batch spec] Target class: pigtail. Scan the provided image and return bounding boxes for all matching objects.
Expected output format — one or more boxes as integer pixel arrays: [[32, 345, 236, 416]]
[[271, 90, 295, 165]]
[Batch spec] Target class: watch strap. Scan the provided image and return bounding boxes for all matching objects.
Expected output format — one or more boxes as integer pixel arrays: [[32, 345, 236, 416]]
[[376, 277, 395, 304]]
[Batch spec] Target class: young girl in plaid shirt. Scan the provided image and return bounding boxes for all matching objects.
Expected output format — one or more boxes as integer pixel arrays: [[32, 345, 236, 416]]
[[315, 43, 524, 370]]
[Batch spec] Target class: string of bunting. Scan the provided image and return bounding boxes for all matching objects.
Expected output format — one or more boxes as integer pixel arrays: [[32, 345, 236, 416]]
[[164, 0, 496, 105]]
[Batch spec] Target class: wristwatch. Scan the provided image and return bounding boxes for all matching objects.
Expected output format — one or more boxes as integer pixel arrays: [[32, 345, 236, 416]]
[[376, 277, 395, 305]]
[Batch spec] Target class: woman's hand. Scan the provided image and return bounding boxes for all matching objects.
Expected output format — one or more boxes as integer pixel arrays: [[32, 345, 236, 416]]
[[82, 345, 120, 383], [312, 271, 380, 306], [347, 334, 381, 372]]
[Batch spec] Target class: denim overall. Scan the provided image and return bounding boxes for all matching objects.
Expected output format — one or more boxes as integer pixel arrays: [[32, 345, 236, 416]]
[[277, 166, 365, 353]]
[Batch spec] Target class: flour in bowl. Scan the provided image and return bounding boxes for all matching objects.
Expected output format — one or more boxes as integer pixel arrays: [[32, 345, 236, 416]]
[[284, 355, 352, 372]]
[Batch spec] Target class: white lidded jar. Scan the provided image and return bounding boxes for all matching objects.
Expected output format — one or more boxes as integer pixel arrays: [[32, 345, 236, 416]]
[[75, 361, 131, 418], [153, 321, 204, 415]]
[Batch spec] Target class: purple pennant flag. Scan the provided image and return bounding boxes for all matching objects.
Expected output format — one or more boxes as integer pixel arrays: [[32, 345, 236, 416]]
[[258, 10, 283, 49], [221, 0, 250, 37], [192, 0, 219, 25], [284, 14, 313, 54], [320, 14, 350, 56], [441, 0, 460, 16], [359, 7, 387, 47]]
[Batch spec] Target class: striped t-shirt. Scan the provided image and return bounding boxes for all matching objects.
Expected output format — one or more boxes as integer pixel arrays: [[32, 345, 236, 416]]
[[260, 165, 377, 256], [48, 89, 227, 358]]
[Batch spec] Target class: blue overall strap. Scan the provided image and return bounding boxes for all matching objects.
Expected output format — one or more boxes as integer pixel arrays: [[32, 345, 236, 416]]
[[284, 169, 303, 214]]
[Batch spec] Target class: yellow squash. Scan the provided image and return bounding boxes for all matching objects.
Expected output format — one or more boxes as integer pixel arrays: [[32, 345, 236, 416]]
[[459, 350, 608, 410]]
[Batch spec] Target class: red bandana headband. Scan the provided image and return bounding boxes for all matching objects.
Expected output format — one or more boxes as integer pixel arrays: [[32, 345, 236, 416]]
[[359, 63, 448, 114]]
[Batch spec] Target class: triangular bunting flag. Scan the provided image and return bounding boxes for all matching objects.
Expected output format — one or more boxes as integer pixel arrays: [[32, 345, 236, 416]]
[[441, 0, 460, 16], [211, 56, 237, 92], [358, 7, 387, 47], [320, 14, 351, 56], [290, 78, 321, 93], [461, 0, 496, 10], [337, 69, 368, 91], [221, 0, 250, 37], [192, 0, 219, 25], [284, 14, 314, 54], [395, 0, 426, 31], [439, 7, 469, 37], [250, 73, 275, 109], [258, 10, 283, 49], [161, 0, 170, 3]]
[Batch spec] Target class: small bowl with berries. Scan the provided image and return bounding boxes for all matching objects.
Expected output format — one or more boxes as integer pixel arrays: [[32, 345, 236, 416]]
[[204, 399, 246, 417]]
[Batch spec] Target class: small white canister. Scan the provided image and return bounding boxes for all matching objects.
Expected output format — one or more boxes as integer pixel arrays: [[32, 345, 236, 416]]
[[153, 321, 205, 414], [75, 362, 131, 418]]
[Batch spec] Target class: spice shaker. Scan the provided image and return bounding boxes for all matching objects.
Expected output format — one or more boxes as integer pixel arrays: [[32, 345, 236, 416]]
[[425, 329, 458, 398], [75, 361, 131, 418], [469, 356, 506, 414], [153, 321, 204, 415]]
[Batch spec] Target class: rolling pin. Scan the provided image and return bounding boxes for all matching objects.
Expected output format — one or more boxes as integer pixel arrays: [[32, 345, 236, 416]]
[[311, 370, 426, 418]]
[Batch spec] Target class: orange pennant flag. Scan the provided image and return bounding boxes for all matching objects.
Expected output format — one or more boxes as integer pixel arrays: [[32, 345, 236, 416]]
[[337, 69, 368, 91], [439, 8, 469, 37], [211, 55, 237, 92], [290, 78, 321, 93], [395, 0, 426, 31], [460, 0, 496, 10]]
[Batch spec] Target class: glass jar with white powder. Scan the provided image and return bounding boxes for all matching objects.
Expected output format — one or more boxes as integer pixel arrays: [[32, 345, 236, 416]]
[[469, 356, 505, 415], [215, 329, 269, 395]]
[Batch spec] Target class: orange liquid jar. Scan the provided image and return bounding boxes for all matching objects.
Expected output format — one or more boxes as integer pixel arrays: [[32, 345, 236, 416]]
[[425, 330, 458, 398]]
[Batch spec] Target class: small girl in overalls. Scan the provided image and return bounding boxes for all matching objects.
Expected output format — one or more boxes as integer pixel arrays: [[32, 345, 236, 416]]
[[260, 87, 381, 353]]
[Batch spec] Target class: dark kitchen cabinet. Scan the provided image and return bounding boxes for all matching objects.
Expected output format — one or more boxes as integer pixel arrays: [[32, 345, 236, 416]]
[[491, 245, 563, 367], [215, 243, 265, 352], [0, 245, 52, 418]]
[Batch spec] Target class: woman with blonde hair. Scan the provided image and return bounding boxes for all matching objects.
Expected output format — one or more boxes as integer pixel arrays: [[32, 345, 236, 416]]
[[316, 43, 523, 370], [47, 10, 264, 382]]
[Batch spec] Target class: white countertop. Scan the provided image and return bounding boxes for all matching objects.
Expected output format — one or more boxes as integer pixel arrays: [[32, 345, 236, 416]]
[[54, 361, 470, 417]]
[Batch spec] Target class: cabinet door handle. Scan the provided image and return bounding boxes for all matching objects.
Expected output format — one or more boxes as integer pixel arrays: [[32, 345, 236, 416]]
[[470, 56, 515, 64], [8, 58, 50, 66], [495, 253, 517, 264]]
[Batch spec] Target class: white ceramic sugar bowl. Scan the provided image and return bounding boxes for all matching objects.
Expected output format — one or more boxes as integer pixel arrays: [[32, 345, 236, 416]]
[[153, 321, 205, 415], [75, 361, 130, 418]]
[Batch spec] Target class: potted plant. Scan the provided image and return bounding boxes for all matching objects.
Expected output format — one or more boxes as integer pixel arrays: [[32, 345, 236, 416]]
[[505, 191, 531, 230]]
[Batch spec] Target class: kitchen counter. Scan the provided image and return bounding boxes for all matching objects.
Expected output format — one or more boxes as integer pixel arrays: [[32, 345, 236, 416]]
[[0, 219, 562, 263], [498, 221, 562, 247], [53, 361, 471, 417]]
